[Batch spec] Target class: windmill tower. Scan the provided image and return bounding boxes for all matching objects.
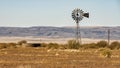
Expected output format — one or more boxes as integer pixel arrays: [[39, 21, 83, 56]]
[[72, 8, 89, 44]]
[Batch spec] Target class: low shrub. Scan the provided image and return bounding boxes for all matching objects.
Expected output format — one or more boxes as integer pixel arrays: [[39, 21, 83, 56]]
[[96, 41, 108, 48], [98, 48, 111, 58], [67, 40, 80, 49], [82, 43, 97, 49], [17, 40, 27, 45], [109, 41, 120, 50], [41, 43, 48, 47], [0, 43, 7, 49], [47, 43, 60, 49], [59, 44, 68, 49], [7, 43, 17, 48]]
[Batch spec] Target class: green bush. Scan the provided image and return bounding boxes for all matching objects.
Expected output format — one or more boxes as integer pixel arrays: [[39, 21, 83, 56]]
[[67, 40, 80, 49], [7, 43, 17, 48], [47, 43, 60, 49], [98, 48, 112, 58], [0, 43, 17, 49], [96, 41, 108, 48], [41, 43, 48, 47], [17, 40, 27, 45], [109, 41, 120, 50], [82, 43, 97, 49], [59, 44, 67, 49]]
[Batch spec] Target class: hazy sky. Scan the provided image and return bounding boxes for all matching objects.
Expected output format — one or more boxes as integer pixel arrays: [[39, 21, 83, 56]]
[[0, 0, 120, 27]]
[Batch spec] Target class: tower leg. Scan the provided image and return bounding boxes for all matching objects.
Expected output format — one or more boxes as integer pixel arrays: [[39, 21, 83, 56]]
[[76, 23, 79, 42], [76, 21, 81, 45], [108, 29, 110, 46]]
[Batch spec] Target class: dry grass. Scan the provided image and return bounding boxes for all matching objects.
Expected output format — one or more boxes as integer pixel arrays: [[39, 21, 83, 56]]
[[0, 40, 119, 68], [0, 47, 120, 68]]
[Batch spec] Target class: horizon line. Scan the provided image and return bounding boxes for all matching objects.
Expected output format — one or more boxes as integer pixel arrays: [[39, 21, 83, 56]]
[[0, 25, 119, 28]]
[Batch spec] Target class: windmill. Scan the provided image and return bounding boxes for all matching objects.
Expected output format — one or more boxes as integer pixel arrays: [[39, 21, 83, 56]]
[[72, 8, 89, 44]]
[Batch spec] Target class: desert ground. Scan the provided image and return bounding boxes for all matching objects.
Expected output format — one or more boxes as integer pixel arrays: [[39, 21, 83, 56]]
[[0, 37, 120, 68], [0, 37, 119, 44], [0, 47, 120, 68]]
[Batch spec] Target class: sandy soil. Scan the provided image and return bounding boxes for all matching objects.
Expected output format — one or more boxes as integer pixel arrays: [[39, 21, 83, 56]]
[[0, 36, 119, 44]]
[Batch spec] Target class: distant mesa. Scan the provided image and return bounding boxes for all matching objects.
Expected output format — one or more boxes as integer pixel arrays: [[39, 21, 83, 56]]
[[0, 26, 119, 40]]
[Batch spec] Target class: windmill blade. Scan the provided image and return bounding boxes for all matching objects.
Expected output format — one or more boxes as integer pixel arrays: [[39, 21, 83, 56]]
[[83, 13, 89, 18]]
